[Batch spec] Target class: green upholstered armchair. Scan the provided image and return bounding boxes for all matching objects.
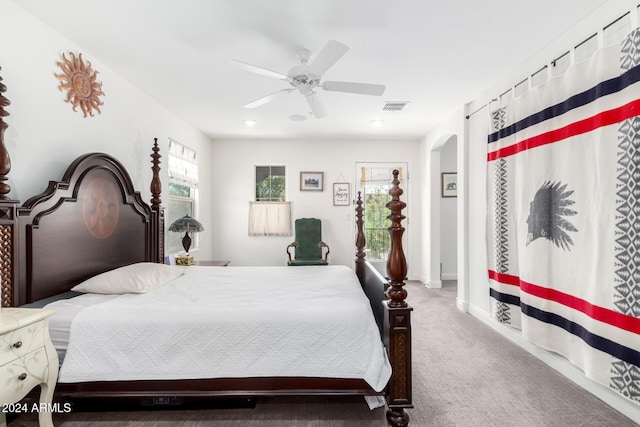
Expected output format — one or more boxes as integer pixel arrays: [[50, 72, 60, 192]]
[[286, 218, 330, 266]]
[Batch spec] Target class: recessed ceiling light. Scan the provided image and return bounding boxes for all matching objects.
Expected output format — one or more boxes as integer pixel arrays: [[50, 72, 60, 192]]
[[370, 119, 384, 127], [244, 119, 256, 127], [289, 114, 307, 122]]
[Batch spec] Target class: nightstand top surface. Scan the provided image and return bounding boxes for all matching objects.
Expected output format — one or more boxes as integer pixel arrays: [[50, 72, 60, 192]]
[[0, 308, 55, 334], [194, 260, 230, 266]]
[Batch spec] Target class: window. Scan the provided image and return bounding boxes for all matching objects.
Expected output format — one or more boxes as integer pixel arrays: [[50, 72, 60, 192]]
[[249, 165, 291, 236], [356, 163, 408, 261], [167, 139, 198, 253], [255, 165, 285, 201]]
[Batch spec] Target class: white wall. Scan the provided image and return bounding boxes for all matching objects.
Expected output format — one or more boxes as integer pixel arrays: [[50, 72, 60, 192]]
[[0, 0, 214, 259], [210, 138, 422, 278]]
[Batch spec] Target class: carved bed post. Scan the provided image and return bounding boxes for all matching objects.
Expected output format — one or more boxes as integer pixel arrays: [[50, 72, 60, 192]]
[[0, 68, 19, 307], [150, 138, 164, 264], [384, 169, 412, 427], [355, 191, 366, 282], [0, 68, 12, 199]]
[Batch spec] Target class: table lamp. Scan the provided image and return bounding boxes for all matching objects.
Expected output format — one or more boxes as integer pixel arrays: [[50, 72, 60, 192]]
[[168, 215, 204, 265]]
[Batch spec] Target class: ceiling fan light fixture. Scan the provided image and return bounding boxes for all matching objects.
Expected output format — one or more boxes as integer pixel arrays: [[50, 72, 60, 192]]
[[296, 48, 311, 64]]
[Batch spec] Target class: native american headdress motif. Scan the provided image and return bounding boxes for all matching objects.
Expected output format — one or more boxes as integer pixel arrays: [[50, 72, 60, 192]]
[[526, 181, 578, 250]]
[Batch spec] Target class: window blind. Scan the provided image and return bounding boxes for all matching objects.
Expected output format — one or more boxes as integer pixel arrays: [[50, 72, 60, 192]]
[[168, 139, 198, 187], [360, 166, 403, 186]]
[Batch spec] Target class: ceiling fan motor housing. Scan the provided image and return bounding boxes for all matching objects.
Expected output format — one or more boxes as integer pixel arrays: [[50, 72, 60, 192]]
[[288, 60, 321, 95]]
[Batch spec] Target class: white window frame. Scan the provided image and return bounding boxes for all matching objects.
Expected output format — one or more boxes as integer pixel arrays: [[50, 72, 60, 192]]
[[167, 139, 199, 254]]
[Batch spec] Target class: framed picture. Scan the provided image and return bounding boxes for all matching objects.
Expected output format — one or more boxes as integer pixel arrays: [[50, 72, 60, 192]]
[[441, 172, 457, 198], [333, 182, 350, 206], [300, 172, 324, 191]]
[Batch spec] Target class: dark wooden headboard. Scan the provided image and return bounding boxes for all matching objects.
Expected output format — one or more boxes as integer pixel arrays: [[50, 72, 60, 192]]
[[13, 151, 164, 305], [0, 63, 160, 307]]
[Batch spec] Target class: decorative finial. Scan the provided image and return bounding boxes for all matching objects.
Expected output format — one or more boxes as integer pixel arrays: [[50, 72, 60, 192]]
[[0, 67, 12, 198], [150, 137, 162, 207], [385, 169, 408, 307]]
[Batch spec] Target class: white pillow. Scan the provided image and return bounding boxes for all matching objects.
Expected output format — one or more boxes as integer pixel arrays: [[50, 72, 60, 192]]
[[72, 262, 185, 294]]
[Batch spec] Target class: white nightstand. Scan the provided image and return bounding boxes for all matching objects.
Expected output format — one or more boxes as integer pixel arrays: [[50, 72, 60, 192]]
[[0, 308, 58, 427], [194, 260, 230, 266]]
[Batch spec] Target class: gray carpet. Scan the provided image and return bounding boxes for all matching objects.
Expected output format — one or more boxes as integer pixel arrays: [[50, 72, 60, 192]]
[[8, 281, 637, 426]]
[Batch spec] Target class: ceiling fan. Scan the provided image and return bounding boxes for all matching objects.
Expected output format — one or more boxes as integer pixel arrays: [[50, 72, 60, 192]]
[[232, 40, 385, 119]]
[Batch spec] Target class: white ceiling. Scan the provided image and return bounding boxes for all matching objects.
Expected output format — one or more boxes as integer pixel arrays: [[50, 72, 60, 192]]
[[14, 0, 610, 140]]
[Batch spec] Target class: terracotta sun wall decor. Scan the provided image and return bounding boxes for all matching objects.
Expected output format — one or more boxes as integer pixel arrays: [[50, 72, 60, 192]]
[[55, 52, 105, 117]]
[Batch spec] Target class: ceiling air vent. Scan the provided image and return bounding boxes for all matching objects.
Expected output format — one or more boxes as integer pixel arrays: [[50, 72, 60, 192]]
[[382, 101, 409, 112]]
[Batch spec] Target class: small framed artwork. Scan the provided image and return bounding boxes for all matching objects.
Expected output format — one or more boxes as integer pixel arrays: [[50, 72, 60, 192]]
[[333, 182, 350, 206], [441, 172, 457, 198], [300, 172, 324, 191]]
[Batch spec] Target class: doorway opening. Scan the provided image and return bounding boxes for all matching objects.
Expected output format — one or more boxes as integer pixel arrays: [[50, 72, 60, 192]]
[[355, 162, 408, 275], [428, 135, 458, 292]]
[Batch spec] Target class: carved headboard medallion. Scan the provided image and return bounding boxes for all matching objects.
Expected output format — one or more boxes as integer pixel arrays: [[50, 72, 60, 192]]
[[82, 177, 119, 239]]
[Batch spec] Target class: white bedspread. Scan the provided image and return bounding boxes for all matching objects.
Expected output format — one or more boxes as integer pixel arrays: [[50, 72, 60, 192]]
[[57, 265, 391, 391], [47, 293, 119, 363]]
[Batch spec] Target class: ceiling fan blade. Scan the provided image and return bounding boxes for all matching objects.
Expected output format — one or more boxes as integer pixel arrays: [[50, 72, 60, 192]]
[[307, 40, 349, 76], [230, 59, 289, 80], [305, 92, 327, 118], [322, 81, 386, 96], [244, 88, 294, 109]]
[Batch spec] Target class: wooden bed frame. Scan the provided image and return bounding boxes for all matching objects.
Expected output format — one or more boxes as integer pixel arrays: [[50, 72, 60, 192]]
[[0, 71, 413, 427]]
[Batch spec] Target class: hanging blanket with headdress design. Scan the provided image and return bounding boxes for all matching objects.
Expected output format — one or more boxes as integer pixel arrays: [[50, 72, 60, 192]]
[[486, 29, 640, 404]]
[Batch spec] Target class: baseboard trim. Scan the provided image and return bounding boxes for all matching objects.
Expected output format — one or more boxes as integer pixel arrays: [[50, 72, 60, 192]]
[[426, 280, 442, 289], [468, 304, 640, 425], [455, 297, 469, 313], [441, 273, 458, 281]]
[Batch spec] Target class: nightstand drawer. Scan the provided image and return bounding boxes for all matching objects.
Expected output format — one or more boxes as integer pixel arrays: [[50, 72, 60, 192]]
[[0, 346, 50, 403], [0, 308, 57, 427], [0, 319, 47, 366]]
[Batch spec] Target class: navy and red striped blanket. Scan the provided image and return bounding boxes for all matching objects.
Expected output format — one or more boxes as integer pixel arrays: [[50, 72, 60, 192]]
[[487, 29, 640, 404]]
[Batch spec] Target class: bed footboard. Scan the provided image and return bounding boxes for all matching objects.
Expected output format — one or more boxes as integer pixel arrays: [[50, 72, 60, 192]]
[[355, 170, 413, 427], [357, 260, 387, 335]]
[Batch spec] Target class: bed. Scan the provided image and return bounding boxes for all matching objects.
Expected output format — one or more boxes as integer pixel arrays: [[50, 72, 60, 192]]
[[0, 74, 412, 427]]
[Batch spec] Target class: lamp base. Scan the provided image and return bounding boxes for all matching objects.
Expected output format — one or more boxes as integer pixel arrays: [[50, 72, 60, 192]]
[[175, 256, 194, 266]]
